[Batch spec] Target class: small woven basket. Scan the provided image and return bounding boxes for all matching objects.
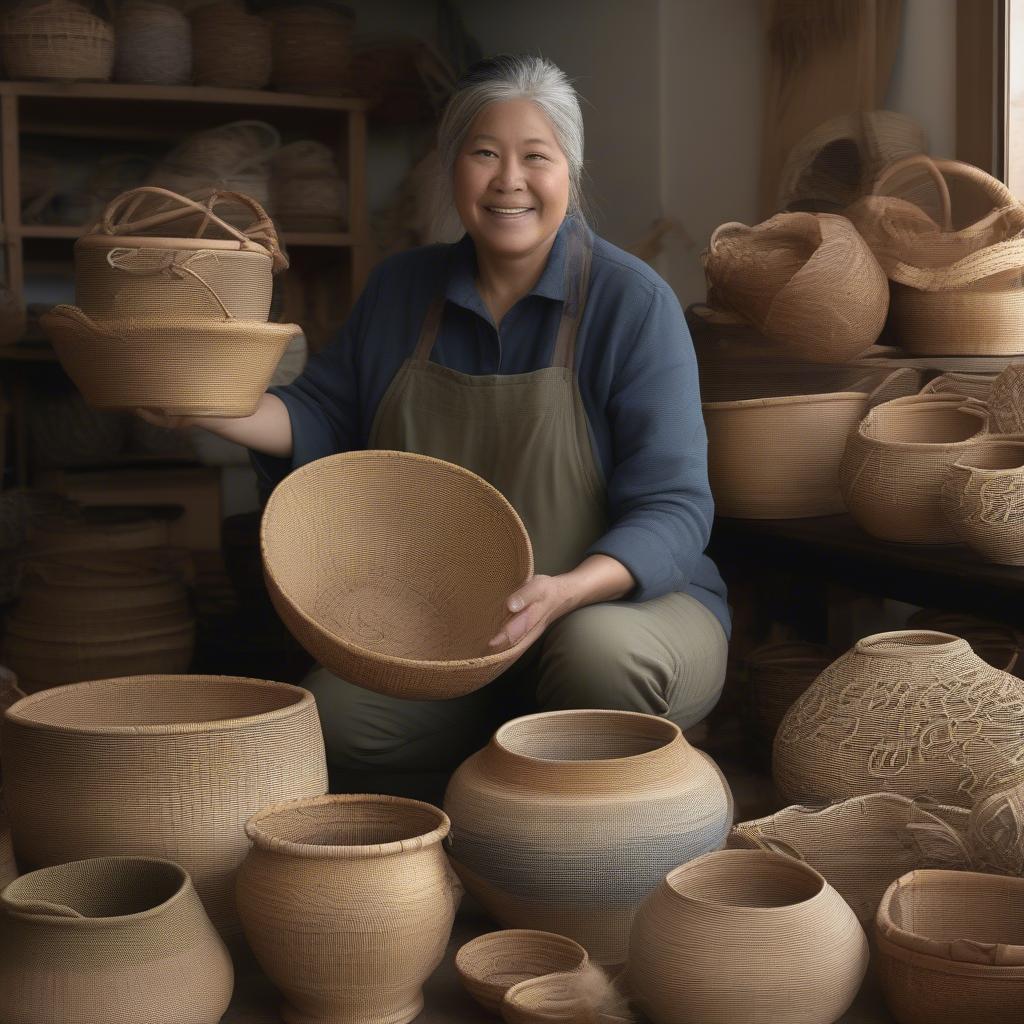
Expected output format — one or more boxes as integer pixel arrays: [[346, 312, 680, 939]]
[[840, 393, 991, 543], [876, 869, 1024, 1024], [266, 3, 355, 95], [114, 0, 191, 85], [190, 1, 271, 89], [261, 450, 535, 700], [2, 0, 114, 82]]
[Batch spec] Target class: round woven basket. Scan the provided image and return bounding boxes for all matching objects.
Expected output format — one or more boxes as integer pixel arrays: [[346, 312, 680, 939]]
[[876, 869, 1024, 1024], [774, 631, 1024, 807], [190, 1, 271, 89], [942, 438, 1024, 565], [114, 0, 191, 85], [702, 211, 889, 363], [261, 450, 535, 700], [1, 675, 328, 936], [455, 930, 588, 1014], [627, 849, 868, 1024], [444, 709, 733, 966], [0, 857, 233, 1024], [745, 641, 833, 748], [2, 1, 114, 82], [266, 3, 355, 95], [501, 969, 617, 1024], [840, 393, 991, 543]]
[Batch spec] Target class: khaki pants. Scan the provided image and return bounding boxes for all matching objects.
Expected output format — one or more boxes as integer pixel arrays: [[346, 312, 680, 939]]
[[305, 592, 727, 774]]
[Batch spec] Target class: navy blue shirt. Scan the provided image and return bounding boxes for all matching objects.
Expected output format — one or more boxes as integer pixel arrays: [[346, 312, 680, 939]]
[[253, 218, 730, 636]]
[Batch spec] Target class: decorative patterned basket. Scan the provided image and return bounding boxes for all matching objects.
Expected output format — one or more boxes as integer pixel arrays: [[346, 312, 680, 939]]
[[2, 675, 328, 936], [745, 641, 833, 747], [190, 2, 272, 90], [262, 451, 535, 700], [876, 869, 1024, 1024], [2, 1, 114, 82], [840, 393, 990, 543]]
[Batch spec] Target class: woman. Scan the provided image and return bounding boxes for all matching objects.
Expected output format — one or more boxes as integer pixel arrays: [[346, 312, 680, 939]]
[[157, 55, 730, 785]]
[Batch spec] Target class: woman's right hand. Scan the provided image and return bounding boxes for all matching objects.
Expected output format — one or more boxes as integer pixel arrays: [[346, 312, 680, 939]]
[[135, 408, 196, 431]]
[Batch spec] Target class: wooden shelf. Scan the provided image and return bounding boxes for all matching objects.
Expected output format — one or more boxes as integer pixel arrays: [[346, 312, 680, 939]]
[[15, 225, 354, 247]]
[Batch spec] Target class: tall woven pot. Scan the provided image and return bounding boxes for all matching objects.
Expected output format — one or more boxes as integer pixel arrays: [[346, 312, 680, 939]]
[[236, 795, 459, 1024], [774, 631, 1024, 808], [2, 675, 328, 936], [443, 709, 733, 965], [0, 857, 233, 1024], [876, 869, 1024, 1024], [840, 393, 990, 543], [628, 849, 868, 1024]]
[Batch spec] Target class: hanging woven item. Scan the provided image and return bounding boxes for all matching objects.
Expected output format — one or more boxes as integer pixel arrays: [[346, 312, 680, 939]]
[[702, 211, 888, 363], [773, 630, 1024, 808]]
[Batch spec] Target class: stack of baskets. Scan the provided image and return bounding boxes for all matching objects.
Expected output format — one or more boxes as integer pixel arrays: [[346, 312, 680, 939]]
[[2, 0, 114, 83], [272, 141, 348, 231], [40, 186, 300, 417]]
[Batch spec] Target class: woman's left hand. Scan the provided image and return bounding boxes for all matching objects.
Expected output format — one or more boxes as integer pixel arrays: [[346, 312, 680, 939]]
[[488, 574, 578, 650]]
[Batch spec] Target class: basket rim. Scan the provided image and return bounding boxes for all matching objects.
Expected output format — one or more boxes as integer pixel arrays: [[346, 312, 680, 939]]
[[76, 233, 275, 257], [454, 929, 588, 980], [4, 674, 315, 736], [703, 390, 869, 411], [260, 449, 535, 673], [244, 793, 450, 859], [852, 630, 972, 659], [951, 437, 1024, 473], [875, 928, 1024, 979]]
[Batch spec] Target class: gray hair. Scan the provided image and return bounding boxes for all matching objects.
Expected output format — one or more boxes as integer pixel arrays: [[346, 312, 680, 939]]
[[436, 54, 587, 222]]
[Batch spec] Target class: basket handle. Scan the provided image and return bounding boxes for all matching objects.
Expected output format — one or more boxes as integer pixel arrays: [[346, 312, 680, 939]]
[[871, 154, 955, 231]]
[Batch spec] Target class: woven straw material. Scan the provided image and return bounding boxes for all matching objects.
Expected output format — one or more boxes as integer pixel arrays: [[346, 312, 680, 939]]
[[628, 849, 868, 1024], [236, 794, 460, 1024], [41, 305, 300, 417], [0, 285, 26, 347], [704, 366, 920, 519], [774, 631, 1024, 808], [840, 393, 990, 543], [942, 439, 1024, 565], [2, 675, 328, 936], [267, 4, 355, 96], [745, 641, 833, 748], [0, 796, 16, 888], [703, 212, 888, 363], [0, 668, 25, 775], [988, 363, 1024, 434], [444, 709, 733, 966], [728, 793, 970, 922], [262, 450, 534, 700], [190, 2, 271, 90], [0, 857, 233, 1024], [921, 371, 998, 402], [115, 0, 191, 85], [906, 608, 1022, 674], [876, 869, 1024, 1024], [456, 930, 588, 1014], [501, 966, 632, 1024], [967, 779, 1024, 876], [2, 1, 114, 82]]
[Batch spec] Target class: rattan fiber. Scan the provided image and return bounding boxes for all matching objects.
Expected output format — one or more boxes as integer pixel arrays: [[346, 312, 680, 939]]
[[261, 450, 535, 699], [2, 675, 328, 936], [628, 849, 868, 1024], [0, 856, 233, 1024], [2, 1, 114, 82]]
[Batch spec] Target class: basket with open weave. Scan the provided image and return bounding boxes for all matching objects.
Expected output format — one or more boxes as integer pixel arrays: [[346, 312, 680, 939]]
[[702, 211, 889, 363], [847, 155, 1024, 355], [261, 450, 535, 699], [2, 1, 114, 82]]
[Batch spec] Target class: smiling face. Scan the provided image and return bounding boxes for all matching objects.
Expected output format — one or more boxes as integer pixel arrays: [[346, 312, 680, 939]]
[[453, 98, 571, 261]]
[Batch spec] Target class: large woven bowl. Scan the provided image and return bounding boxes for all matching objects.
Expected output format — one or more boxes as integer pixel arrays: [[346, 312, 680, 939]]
[[1, 675, 328, 936], [876, 869, 1024, 1024], [262, 451, 535, 700]]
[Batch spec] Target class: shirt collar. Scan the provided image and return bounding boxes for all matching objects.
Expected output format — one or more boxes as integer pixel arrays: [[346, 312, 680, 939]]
[[444, 216, 575, 315]]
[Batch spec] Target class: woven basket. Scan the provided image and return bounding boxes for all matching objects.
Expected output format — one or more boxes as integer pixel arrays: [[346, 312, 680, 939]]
[[728, 793, 970, 922], [876, 869, 1024, 1024], [261, 450, 535, 700], [501, 967, 625, 1024], [774, 631, 1024, 808], [2, 675, 328, 936], [967, 779, 1024, 876], [921, 371, 998, 402], [266, 3, 355, 95], [456, 930, 588, 1014], [702, 212, 889, 363], [190, 2, 271, 89], [705, 366, 921, 519], [745, 641, 833, 747], [942, 438, 1024, 565], [273, 174, 348, 232], [840, 393, 991, 543], [0, 794, 16, 888], [0, 857, 233, 1024], [906, 608, 1022, 674], [236, 794, 459, 1024], [41, 305, 301, 417], [114, 0, 191, 85], [627, 849, 868, 1024], [444, 709, 733, 966], [2, 1, 114, 82], [28, 512, 170, 555]]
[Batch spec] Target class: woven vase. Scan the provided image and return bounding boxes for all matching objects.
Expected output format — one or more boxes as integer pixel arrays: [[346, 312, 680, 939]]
[[2, 675, 328, 936], [941, 438, 1024, 565], [443, 709, 734, 965], [840, 394, 990, 543], [236, 794, 460, 1024], [774, 631, 1024, 808], [0, 857, 233, 1024], [628, 849, 868, 1024], [876, 869, 1024, 1024]]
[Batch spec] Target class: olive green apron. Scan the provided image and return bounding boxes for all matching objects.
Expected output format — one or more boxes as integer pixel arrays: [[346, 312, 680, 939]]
[[369, 222, 608, 577]]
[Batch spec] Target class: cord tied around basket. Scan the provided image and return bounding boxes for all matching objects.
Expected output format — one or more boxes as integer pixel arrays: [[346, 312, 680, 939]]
[[105, 247, 235, 320]]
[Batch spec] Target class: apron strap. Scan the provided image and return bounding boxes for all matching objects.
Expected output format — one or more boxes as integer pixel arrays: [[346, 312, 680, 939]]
[[412, 294, 446, 363]]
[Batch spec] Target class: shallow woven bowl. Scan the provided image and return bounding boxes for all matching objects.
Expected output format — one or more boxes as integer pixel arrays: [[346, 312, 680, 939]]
[[876, 869, 1024, 1024], [261, 451, 535, 700], [501, 972, 594, 1024], [456, 930, 588, 1013], [41, 305, 301, 417]]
